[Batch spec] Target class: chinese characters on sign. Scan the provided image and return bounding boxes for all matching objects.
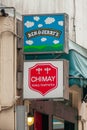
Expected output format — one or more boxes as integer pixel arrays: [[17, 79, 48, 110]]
[[23, 14, 69, 100], [23, 60, 69, 99], [29, 63, 58, 95]]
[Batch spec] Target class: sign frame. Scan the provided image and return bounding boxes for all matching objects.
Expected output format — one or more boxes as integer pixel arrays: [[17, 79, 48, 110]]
[[23, 60, 69, 100], [22, 13, 69, 54]]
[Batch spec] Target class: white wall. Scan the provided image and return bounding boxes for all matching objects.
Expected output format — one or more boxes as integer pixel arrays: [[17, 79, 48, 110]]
[[75, 0, 87, 49], [1, 0, 87, 49]]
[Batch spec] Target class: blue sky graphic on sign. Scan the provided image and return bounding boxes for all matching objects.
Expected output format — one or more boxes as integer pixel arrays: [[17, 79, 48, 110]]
[[23, 14, 67, 53]]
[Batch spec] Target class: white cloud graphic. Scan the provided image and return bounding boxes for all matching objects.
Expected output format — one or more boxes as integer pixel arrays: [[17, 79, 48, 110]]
[[58, 21, 64, 26], [38, 24, 43, 28], [24, 21, 34, 28], [34, 16, 40, 21], [41, 38, 47, 42], [26, 40, 33, 45], [53, 40, 59, 44], [45, 17, 55, 24]]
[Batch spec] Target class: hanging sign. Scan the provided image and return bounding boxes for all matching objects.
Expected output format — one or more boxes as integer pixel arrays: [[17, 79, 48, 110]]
[[23, 13, 69, 54], [23, 60, 69, 100]]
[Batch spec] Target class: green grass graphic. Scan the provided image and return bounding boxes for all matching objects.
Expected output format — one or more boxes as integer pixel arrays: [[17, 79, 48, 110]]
[[24, 44, 64, 52]]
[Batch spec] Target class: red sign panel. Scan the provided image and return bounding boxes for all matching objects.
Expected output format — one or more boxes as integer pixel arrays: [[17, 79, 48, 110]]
[[34, 112, 42, 130], [28, 63, 58, 95]]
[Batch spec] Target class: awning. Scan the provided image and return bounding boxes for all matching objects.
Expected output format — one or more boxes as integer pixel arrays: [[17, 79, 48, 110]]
[[59, 40, 87, 87], [68, 40, 87, 87]]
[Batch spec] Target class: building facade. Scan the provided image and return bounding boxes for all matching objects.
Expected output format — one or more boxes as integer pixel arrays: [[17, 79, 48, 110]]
[[0, 0, 87, 130]]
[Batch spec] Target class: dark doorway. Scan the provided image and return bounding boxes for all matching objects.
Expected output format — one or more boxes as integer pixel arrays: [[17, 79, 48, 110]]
[[34, 111, 49, 130], [65, 121, 75, 130], [42, 114, 49, 130]]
